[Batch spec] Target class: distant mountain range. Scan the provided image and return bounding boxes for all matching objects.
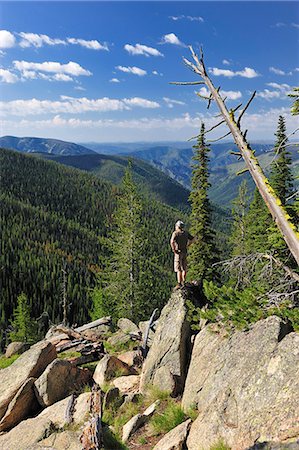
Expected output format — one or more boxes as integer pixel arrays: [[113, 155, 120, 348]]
[[82, 141, 299, 205], [0, 136, 95, 156], [2, 136, 298, 206]]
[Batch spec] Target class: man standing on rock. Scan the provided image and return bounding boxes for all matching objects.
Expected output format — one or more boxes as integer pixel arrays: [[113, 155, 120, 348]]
[[170, 220, 196, 289]]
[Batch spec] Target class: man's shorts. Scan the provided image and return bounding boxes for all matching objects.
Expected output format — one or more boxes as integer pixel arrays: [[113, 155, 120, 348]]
[[174, 252, 187, 272]]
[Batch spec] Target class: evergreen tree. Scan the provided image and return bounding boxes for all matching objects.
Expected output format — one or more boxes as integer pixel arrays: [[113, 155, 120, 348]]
[[188, 123, 217, 280], [270, 115, 293, 206], [94, 163, 144, 321], [230, 180, 250, 256], [9, 293, 37, 343], [244, 189, 271, 254]]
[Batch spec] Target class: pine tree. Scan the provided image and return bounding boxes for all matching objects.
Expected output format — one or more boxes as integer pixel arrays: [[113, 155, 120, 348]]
[[188, 123, 217, 280], [230, 180, 250, 256], [93, 163, 143, 321], [244, 189, 271, 254], [9, 293, 37, 343], [270, 115, 293, 206]]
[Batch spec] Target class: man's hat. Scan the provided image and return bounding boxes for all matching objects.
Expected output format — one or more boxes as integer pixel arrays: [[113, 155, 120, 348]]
[[175, 220, 185, 229]]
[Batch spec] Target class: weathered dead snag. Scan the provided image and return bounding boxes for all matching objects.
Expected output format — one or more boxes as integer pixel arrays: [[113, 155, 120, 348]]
[[172, 46, 299, 266]]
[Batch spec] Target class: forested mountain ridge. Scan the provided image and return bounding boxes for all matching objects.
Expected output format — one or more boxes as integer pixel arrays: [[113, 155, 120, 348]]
[[0, 147, 195, 344], [39, 152, 191, 211], [0, 136, 96, 156], [118, 142, 299, 205]]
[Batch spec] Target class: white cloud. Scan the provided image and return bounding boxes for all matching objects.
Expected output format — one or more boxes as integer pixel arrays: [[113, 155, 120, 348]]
[[163, 97, 186, 108], [169, 15, 204, 22], [269, 66, 286, 75], [124, 43, 163, 57], [161, 33, 185, 47], [17, 32, 108, 51], [53, 73, 73, 82], [19, 32, 66, 48], [221, 90, 242, 100], [123, 97, 160, 108], [3, 107, 297, 142], [13, 60, 92, 77], [209, 67, 259, 78], [256, 89, 281, 100], [257, 82, 291, 100], [116, 65, 147, 76], [110, 78, 120, 83], [0, 30, 16, 48], [0, 95, 160, 116], [197, 87, 242, 100], [266, 82, 290, 90], [222, 59, 230, 66], [67, 38, 108, 51], [291, 23, 299, 29], [0, 68, 18, 83], [74, 85, 86, 91]]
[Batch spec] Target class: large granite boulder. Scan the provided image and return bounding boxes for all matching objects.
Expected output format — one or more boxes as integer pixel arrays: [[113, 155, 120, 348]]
[[153, 418, 192, 450], [0, 392, 91, 450], [183, 316, 299, 450], [117, 318, 140, 335], [34, 359, 91, 407], [140, 289, 191, 395], [5, 342, 30, 358], [0, 340, 56, 421], [93, 355, 134, 387], [113, 375, 140, 394], [0, 378, 39, 432]]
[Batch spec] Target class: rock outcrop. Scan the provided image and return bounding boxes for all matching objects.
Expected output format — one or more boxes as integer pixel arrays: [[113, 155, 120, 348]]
[[183, 316, 299, 450], [0, 341, 56, 422], [5, 342, 30, 358], [34, 359, 91, 407], [122, 400, 159, 442], [153, 418, 192, 450], [0, 377, 39, 432], [140, 289, 191, 395], [93, 355, 135, 387], [0, 392, 91, 450]]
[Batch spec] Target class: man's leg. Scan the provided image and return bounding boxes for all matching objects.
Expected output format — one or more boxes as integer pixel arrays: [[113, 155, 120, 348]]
[[177, 270, 183, 284], [182, 270, 187, 283]]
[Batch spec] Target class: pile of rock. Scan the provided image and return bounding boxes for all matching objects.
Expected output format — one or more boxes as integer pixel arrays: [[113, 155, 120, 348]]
[[0, 314, 160, 449], [1, 287, 299, 450]]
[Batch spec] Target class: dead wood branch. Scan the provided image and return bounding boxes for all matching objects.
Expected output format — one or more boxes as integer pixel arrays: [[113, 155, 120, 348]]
[[80, 384, 103, 449], [180, 46, 299, 265], [236, 91, 256, 127]]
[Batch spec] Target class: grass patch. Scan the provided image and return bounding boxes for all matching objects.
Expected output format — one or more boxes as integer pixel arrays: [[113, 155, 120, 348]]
[[0, 354, 20, 369], [149, 400, 186, 436], [103, 427, 128, 450], [104, 339, 136, 355], [81, 360, 100, 372], [103, 399, 142, 437], [210, 440, 231, 450], [58, 351, 81, 360]]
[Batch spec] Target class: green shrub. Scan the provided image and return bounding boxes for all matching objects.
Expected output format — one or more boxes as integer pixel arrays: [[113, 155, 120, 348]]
[[188, 280, 299, 332], [9, 293, 38, 344]]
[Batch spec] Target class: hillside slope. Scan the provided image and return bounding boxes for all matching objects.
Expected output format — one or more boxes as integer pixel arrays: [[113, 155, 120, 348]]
[[0, 136, 95, 156], [0, 148, 184, 335], [115, 142, 299, 205], [40, 152, 190, 211]]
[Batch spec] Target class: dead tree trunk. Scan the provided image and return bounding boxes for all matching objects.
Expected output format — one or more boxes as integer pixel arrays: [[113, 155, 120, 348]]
[[175, 47, 299, 266]]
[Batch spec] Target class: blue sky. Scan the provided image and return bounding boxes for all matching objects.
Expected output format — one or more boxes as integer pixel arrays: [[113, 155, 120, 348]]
[[0, 1, 298, 142]]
